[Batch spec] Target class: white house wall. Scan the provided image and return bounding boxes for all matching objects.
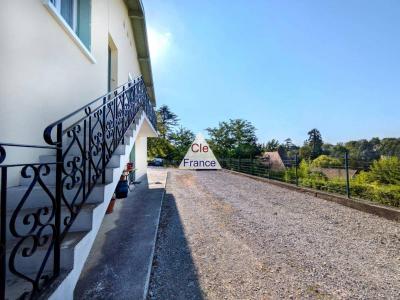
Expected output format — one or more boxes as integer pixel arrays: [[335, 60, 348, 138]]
[[0, 0, 142, 144], [0, 0, 143, 184]]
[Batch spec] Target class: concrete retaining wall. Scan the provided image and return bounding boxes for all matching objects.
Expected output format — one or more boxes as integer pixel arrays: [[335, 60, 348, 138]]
[[223, 169, 400, 222]]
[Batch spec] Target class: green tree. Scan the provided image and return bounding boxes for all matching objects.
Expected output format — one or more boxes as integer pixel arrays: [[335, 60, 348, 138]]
[[368, 156, 400, 185], [380, 138, 400, 157], [147, 137, 174, 160], [148, 105, 180, 160], [284, 138, 293, 151], [307, 128, 323, 159], [311, 155, 342, 168], [169, 127, 195, 161], [264, 139, 280, 152], [299, 144, 312, 161], [157, 105, 179, 138], [345, 139, 379, 161], [206, 121, 233, 158], [206, 119, 259, 158]]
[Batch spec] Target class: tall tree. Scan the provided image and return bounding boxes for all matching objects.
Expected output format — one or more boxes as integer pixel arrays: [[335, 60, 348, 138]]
[[380, 138, 400, 157], [307, 128, 323, 159], [284, 138, 293, 151], [148, 105, 179, 160], [206, 119, 259, 158], [169, 127, 195, 161], [157, 105, 179, 138], [264, 139, 280, 152]]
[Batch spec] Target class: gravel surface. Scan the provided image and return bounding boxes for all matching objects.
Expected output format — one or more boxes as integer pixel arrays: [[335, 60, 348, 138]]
[[148, 169, 400, 299]]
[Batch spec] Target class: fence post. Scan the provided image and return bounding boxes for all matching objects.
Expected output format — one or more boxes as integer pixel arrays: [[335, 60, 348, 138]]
[[295, 154, 299, 186], [344, 150, 350, 198], [238, 157, 241, 172], [251, 156, 254, 175]]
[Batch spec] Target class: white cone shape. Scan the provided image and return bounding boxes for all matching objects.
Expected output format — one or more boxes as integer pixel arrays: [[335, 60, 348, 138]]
[[179, 133, 221, 170]]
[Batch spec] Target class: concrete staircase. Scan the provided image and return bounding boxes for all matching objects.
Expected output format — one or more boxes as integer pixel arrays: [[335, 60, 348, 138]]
[[4, 111, 152, 299]]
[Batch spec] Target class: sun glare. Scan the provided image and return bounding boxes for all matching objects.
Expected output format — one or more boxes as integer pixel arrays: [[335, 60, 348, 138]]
[[147, 27, 171, 63]]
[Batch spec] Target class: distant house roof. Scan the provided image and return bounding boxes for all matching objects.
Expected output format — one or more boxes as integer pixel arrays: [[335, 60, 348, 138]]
[[260, 151, 286, 170], [124, 0, 156, 106]]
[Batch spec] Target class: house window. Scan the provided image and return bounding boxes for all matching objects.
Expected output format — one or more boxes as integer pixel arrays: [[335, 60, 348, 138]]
[[47, 0, 92, 50]]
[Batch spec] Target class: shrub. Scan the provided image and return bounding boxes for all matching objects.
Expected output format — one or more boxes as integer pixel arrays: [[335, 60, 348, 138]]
[[284, 167, 297, 183], [368, 156, 400, 185], [352, 171, 372, 184], [311, 155, 342, 168], [299, 177, 400, 207], [298, 160, 310, 178], [367, 184, 400, 207]]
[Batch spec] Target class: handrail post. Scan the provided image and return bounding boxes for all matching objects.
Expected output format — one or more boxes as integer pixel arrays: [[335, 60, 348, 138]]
[[54, 123, 62, 276], [82, 119, 87, 204], [113, 92, 118, 152], [345, 150, 350, 198], [1, 166, 7, 300], [121, 86, 126, 145], [102, 97, 107, 184]]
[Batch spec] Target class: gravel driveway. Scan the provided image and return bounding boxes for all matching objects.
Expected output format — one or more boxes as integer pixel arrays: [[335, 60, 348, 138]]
[[148, 169, 400, 299]]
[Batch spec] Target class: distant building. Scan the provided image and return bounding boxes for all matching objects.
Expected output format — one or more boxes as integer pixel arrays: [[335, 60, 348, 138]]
[[260, 151, 286, 171]]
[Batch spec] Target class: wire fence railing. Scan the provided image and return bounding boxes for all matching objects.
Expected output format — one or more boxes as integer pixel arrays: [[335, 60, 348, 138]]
[[154, 153, 400, 208], [219, 154, 400, 208]]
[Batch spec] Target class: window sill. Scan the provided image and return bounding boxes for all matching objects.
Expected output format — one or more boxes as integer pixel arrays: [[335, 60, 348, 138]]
[[42, 1, 96, 64]]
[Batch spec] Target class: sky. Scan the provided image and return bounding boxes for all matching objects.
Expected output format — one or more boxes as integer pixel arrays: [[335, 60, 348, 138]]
[[143, 0, 400, 146]]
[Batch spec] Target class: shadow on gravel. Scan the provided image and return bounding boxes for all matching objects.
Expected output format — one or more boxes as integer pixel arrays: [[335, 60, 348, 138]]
[[148, 192, 204, 300]]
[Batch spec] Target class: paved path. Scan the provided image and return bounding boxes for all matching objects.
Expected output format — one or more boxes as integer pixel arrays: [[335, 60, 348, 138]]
[[74, 168, 167, 299], [148, 169, 400, 300]]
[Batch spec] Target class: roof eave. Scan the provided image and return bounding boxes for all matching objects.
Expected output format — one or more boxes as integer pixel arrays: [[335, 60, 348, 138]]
[[124, 0, 156, 106]]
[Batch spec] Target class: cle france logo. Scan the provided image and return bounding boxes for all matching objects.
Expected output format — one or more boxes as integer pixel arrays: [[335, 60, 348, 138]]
[[179, 133, 221, 170]]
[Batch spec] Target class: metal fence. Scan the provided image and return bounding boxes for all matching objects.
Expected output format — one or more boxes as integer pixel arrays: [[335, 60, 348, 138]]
[[219, 154, 400, 208]]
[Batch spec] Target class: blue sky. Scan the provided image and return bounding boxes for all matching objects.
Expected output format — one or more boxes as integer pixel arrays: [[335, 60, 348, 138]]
[[143, 0, 400, 145]]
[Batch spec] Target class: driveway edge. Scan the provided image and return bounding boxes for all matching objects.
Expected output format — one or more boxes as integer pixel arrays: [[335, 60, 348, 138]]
[[223, 169, 400, 222], [143, 171, 169, 299]]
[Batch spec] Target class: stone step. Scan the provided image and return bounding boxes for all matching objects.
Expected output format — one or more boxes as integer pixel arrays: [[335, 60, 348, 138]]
[[19, 165, 117, 186], [39, 151, 126, 168], [3, 109, 149, 299], [5, 268, 71, 300], [5, 185, 106, 210], [5, 231, 87, 277], [4, 204, 96, 241]]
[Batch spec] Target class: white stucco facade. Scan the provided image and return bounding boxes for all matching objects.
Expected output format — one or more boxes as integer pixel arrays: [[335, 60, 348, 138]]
[[0, 0, 142, 140], [0, 1, 157, 298], [0, 0, 156, 183]]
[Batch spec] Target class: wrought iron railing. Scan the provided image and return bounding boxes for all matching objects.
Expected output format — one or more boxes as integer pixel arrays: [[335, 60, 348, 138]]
[[0, 77, 156, 299], [0, 143, 60, 300]]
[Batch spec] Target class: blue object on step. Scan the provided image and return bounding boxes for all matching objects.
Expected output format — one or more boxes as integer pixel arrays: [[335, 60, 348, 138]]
[[115, 180, 129, 199]]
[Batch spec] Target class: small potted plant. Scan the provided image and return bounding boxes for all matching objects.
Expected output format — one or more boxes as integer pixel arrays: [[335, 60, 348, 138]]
[[127, 162, 134, 173], [115, 171, 129, 199]]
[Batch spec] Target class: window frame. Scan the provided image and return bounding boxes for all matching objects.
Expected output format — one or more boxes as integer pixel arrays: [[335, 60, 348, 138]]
[[43, 0, 95, 63]]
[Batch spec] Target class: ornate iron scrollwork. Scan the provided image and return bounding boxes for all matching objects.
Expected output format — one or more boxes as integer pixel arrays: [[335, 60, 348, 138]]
[[1, 77, 156, 299]]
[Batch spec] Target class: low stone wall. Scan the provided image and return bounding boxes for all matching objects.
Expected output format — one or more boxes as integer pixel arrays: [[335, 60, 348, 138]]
[[223, 169, 400, 222]]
